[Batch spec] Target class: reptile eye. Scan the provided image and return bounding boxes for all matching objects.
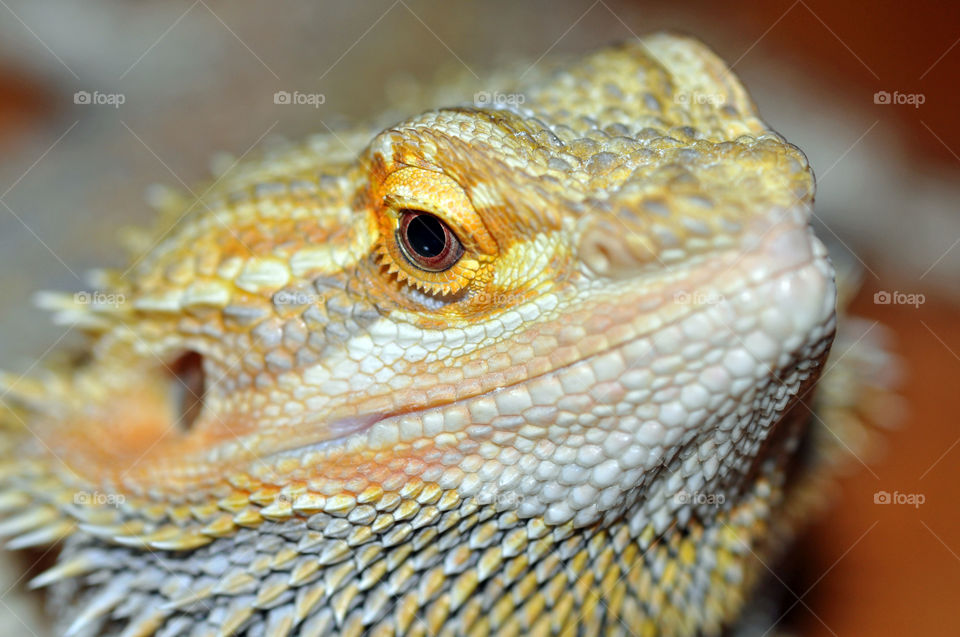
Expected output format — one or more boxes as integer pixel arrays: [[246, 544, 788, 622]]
[[375, 167, 496, 295], [397, 209, 464, 272]]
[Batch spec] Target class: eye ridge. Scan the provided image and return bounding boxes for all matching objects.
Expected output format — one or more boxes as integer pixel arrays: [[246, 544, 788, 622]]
[[396, 209, 464, 272]]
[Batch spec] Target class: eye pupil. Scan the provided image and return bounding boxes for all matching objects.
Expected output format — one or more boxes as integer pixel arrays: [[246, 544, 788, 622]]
[[405, 213, 447, 258], [397, 210, 464, 272]]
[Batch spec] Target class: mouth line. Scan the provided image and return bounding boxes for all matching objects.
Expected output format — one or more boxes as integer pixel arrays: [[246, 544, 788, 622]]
[[265, 247, 827, 463]]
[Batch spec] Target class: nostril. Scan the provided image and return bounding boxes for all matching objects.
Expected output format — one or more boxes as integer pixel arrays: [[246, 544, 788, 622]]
[[168, 350, 206, 432]]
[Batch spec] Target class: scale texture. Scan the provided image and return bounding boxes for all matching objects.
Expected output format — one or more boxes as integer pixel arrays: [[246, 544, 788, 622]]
[[0, 34, 889, 637]]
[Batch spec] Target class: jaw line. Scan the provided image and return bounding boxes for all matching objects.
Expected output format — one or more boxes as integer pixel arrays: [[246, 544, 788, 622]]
[[262, 250, 828, 466]]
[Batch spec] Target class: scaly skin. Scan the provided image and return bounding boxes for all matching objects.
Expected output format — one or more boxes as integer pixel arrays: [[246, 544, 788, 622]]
[[0, 34, 882, 636]]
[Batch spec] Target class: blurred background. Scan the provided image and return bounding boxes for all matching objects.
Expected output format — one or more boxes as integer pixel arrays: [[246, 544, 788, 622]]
[[0, 1, 957, 634]]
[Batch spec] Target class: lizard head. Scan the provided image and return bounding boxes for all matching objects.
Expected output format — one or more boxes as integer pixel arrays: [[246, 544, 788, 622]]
[[0, 34, 835, 634]]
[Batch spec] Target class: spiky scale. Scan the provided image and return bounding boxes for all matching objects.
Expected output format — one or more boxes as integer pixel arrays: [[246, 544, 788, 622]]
[[0, 505, 57, 537], [64, 576, 133, 637], [218, 597, 256, 636], [117, 606, 168, 637], [263, 605, 295, 637], [214, 569, 258, 596], [29, 552, 98, 589], [6, 518, 74, 549], [151, 531, 213, 551], [254, 573, 291, 608]]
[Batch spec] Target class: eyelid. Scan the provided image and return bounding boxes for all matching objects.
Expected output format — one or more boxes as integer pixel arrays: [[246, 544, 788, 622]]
[[378, 168, 497, 257], [373, 167, 498, 296]]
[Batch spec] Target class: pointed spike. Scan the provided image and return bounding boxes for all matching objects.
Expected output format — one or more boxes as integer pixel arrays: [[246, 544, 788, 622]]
[[291, 493, 326, 515], [78, 519, 146, 541], [139, 502, 169, 523], [329, 583, 359, 627], [131, 291, 182, 313], [254, 574, 290, 608], [218, 598, 255, 636], [149, 531, 212, 551], [188, 502, 220, 523], [449, 570, 480, 612], [0, 490, 30, 513], [232, 507, 264, 527], [33, 290, 82, 312], [248, 486, 281, 506], [299, 607, 335, 637], [0, 506, 57, 538], [260, 499, 294, 521], [263, 604, 295, 637], [154, 616, 193, 637], [117, 607, 167, 637], [34, 289, 128, 318], [200, 513, 237, 538], [354, 544, 383, 572], [71, 313, 114, 331], [31, 295, 114, 329], [111, 524, 180, 548], [68, 503, 123, 526], [294, 581, 327, 623], [317, 539, 350, 566], [29, 553, 98, 589], [165, 504, 193, 526], [323, 561, 356, 598], [217, 491, 250, 513], [288, 556, 321, 587], [357, 559, 387, 592], [359, 587, 391, 626], [64, 576, 132, 636], [296, 531, 325, 553], [160, 582, 216, 611], [269, 547, 298, 570], [6, 519, 75, 549], [213, 570, 257, 596]]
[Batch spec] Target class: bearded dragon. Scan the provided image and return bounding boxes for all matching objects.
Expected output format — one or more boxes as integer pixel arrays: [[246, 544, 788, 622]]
[[0, 34, 889, 636]]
